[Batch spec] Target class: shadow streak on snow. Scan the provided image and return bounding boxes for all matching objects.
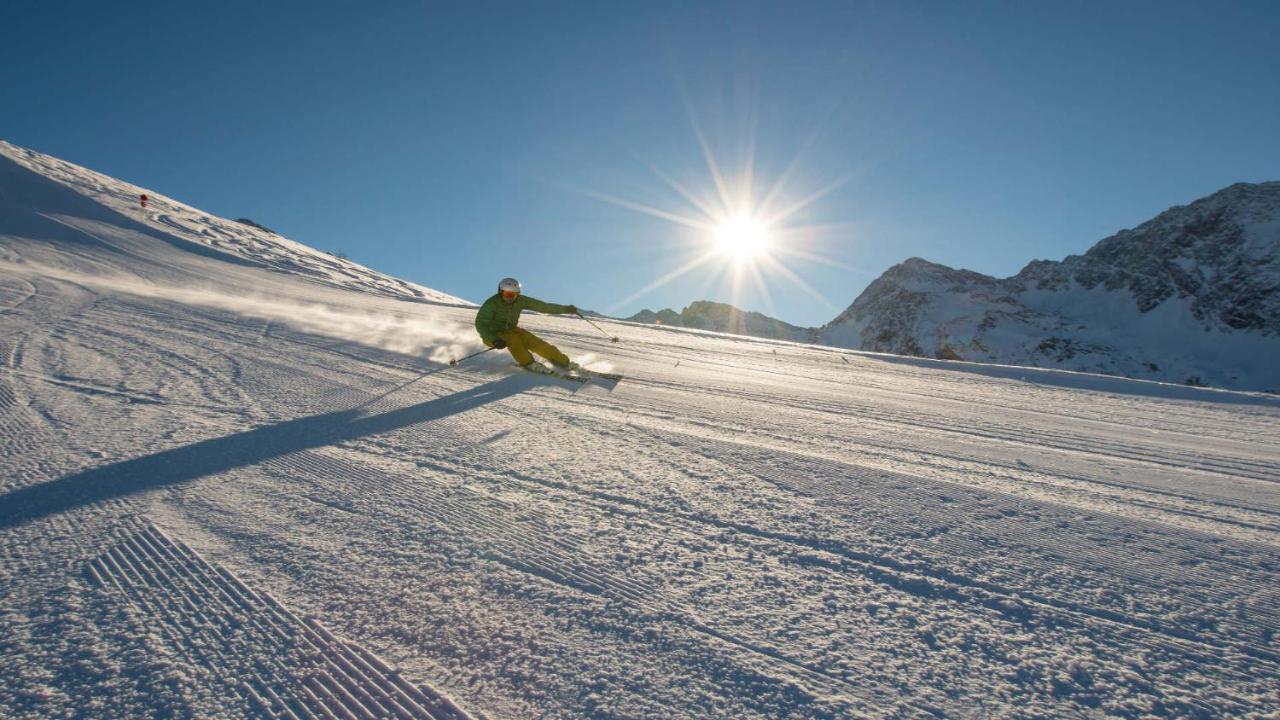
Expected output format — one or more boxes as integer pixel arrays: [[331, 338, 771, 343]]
[[0, 374, 532, 530]]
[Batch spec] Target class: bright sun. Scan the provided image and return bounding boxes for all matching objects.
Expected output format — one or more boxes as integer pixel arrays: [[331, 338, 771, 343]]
[[714, 216, 770, 260], [574, 102, 849, 317]]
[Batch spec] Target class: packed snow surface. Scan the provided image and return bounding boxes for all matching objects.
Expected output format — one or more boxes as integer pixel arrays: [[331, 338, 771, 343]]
[[3, 142, 1280, 718]]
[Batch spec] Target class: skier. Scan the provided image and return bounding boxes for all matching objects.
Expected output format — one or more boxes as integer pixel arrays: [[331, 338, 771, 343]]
[[475, 278, 582, 376], [140, 193, 148, 209]]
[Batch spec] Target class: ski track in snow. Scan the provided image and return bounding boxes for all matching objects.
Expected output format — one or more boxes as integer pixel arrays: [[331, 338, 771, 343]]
[[4, 142, 1280, 719], [87, 522, 476, 720]]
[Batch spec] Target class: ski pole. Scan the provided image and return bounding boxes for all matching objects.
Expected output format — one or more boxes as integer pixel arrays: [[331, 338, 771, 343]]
[[576, 313, 619, 343], [449, 346, 496, 366], [358, 346, 494, 409]]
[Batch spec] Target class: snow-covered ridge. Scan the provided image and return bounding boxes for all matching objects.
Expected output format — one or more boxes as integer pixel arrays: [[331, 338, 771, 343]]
[[626, 300, 816, 342], [819, 182, 1280, 392], [0, 140, 469, 305]]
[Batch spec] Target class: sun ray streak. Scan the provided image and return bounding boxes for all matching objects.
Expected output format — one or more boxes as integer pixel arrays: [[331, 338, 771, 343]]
[[759, 254, 841, 311], [746, 259, 779, 319], [769, 245, 860, 271], [676, 77, 735, 215], [758, 126, 825, 219], [758, 99, 845, 219], [773, 221, 861, 238], [695, 259, 731, 303], [576, 187, 717, 231], [762, 174, 853, 227], [729, 262, 747, 316], [741, 95, 760, 214], [607, 251, 720, 313], [632, 154, 725, 222]]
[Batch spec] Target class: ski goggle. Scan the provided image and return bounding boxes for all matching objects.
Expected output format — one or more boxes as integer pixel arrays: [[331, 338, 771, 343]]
[[501, 289, 519, 299]]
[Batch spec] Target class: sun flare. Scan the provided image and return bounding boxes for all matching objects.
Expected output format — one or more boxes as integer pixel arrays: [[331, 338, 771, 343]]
[[574, 94, 853, 317], [714, 215, 770, 260]]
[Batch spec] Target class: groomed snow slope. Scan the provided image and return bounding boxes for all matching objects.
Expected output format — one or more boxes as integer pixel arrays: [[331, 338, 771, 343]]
[[3, 145, 1280, 719], [0, 140, 469, 305]]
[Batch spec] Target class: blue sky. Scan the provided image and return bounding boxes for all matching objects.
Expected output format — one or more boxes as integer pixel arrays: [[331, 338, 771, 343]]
[[3, 1, 1278, 326]]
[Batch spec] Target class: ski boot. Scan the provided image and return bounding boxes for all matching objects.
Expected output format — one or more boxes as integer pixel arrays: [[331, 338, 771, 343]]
[[520, 361, 557, 376], [554, 360, 585, 378]]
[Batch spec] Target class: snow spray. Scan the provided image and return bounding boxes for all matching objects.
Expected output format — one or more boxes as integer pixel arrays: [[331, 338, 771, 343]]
[[2, 262, 478, 364]]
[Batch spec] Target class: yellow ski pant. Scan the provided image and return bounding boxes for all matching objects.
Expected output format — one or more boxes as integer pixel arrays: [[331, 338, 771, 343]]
[[496, 327, 569, 368]]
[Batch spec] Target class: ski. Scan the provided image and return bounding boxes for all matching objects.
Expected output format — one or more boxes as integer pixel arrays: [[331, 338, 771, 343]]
[[557, 367, 623, 385], [575, 368, 623, 383], [520, 362, 622, 385]]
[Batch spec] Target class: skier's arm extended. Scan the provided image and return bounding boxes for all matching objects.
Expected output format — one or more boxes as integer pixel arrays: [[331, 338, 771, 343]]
[[519, 296, 575, 315]]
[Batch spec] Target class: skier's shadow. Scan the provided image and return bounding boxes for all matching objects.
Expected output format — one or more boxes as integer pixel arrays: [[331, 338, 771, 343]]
[[0, 374, 532, 530]]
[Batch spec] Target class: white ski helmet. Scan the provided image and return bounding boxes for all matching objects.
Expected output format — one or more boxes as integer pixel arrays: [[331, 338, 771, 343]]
[[498, 277, 521, 295]]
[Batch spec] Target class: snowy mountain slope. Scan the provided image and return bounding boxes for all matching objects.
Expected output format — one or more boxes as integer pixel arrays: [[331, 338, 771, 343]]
[[3, 147, 1280, 718], [820, 182, 1280, 393], [0, 140, 469, 305], [626, 300, 816, 342]]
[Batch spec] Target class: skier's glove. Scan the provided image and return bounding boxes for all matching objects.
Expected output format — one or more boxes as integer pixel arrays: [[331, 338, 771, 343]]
[[565, 305, 579, 315], [490, 339, 507, 349]]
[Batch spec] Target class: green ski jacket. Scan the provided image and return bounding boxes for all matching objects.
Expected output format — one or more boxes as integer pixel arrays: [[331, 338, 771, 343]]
[[474, 294, 573, 345]]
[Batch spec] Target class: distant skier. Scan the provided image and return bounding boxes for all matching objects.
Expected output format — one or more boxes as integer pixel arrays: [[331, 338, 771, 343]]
[[475, 277, 581, 375], [140, 193, 148, 209]]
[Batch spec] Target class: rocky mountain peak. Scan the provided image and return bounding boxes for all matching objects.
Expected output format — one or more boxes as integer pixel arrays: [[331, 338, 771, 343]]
[[819, 181, 1280, 391]]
